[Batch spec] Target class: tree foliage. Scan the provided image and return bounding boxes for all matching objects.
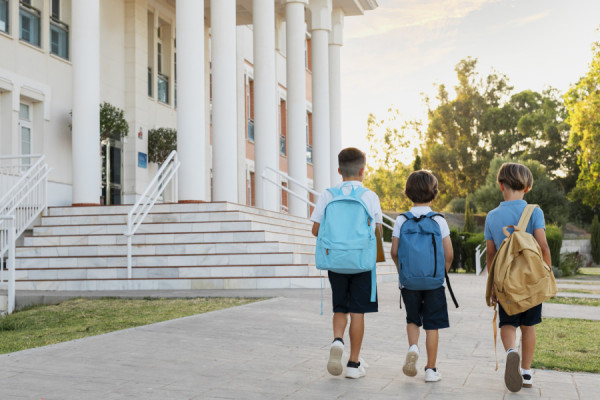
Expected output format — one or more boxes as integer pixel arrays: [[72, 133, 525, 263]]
[[148, 127, 177, 164], [564, 41, 600, 209], [420, 58, 573, 208], [463, 195, 477, 232], [472, 157, 569, 225], [99, 102, 129, 141]]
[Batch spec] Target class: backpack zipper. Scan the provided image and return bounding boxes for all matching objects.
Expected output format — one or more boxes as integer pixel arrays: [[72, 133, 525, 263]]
[[431, 234, 437, 277]]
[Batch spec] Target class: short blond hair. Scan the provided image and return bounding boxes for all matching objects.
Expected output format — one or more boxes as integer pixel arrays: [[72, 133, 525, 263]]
[[497, 162, 533, 191]]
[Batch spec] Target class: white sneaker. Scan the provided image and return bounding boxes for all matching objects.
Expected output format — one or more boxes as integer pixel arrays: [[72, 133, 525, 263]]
[[402, 345, 419, 377], [345, 364, 366, 379], [425, 367, 442, 382], [327, 340, 344, 376], [504, 350, 523, 392]]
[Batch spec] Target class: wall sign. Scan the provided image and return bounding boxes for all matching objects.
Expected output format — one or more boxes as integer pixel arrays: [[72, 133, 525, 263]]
[[138, 152, 147, 168]]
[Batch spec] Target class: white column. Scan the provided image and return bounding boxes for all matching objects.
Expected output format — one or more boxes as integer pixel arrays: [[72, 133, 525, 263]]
[[329, 8, 344, 186], [309, 0, 332, 193], [71, 0, 100, 205], [176, 0, 206, 202], [253, 0, 279, 211], [286, 0, 308, 217], [211, 0, 238, 202]]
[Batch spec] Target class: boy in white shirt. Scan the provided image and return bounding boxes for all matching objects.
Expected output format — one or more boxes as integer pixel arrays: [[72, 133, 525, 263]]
[[391, 170, 453, 382]]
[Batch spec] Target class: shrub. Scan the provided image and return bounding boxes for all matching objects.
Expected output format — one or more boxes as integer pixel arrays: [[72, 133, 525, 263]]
[[449, 228, 462, 272], [559, 252, 585, 277], [463, 196, 477, 233], [445, 197, 477, 214], [546, 224, 563, 268], [448, 229, 483, 273], [552, 266, 563, 279], [592, 215, 600, 264], [148, 127, 177, 164], [99, 102, 129, 141]]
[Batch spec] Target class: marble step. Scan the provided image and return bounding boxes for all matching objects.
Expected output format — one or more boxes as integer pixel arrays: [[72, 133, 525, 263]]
[[24, 230, 317, 247], [32, 220, 312, 237], [16, 241, 316, 257], [16, 251, 315, 269]]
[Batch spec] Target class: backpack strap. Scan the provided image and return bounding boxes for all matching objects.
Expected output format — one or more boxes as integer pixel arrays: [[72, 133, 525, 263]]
[[425, 211, 445, 219], [516, 204, 538, 232], [445, 271, 459, 308], [401, 212, 414, 221]]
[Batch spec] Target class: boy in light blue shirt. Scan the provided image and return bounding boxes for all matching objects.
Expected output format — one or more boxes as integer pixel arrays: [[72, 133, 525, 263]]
[[484, 162, 551, 393]]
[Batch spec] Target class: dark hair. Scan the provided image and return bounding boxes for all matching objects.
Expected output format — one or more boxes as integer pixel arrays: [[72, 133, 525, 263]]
[[404, 170, 439, 203], [338, 147, 366, 177], [497, 162, 533, 191]]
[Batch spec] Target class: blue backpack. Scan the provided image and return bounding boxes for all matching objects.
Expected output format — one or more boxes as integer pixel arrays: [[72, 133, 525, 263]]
[[397, 211, 445, 290], [315, 183, 377, 302]]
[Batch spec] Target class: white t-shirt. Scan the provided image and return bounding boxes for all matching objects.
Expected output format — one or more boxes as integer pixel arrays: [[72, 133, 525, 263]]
[[392, 206, 450, 238], [310, 181, 383, 231]]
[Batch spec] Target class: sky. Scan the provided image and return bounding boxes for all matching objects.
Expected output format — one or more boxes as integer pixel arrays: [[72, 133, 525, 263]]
[[340, 0, 600, 164]]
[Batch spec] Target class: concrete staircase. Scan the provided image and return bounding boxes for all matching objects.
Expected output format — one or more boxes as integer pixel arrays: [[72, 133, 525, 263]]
[[15, 202, 398, 291]]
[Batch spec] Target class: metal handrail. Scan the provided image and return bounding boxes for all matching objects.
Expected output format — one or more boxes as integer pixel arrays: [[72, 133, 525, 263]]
[[261, 166, 395, 231], [124, 150, 180, 279], [0, 216, 15, 314]]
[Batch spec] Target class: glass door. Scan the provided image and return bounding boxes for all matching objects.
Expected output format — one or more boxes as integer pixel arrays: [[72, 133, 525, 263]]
[[101, 138, 122, 205]]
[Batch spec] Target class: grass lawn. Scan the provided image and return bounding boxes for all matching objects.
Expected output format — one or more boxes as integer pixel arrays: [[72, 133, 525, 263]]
[[0, 297, 259, 354], [533, 318, 600, 373], [560, 288, 600, 295], [579, 267, 600, 276], [546, 297, 600, 307]]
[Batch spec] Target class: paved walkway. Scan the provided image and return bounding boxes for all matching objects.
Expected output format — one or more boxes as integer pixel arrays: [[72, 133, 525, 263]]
[[1, 274, 599, 399]]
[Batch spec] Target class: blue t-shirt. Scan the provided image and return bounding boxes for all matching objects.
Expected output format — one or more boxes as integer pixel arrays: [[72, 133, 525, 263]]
[[484, 200, 546, 250]]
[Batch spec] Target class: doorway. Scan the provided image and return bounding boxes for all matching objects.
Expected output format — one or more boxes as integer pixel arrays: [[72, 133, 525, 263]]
[[101, 138, 122, 205]]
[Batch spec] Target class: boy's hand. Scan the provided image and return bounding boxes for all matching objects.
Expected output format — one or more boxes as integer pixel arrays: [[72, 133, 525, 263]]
[[311, 222, 320, 237]]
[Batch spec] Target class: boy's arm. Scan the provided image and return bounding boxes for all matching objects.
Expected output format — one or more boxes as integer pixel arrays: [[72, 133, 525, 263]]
[[442, 236, 453, 272], [533, 228, 552, 266], [486, 240, 496, 273], [311, 222, 319, 237], [390, 237, 399, 272]]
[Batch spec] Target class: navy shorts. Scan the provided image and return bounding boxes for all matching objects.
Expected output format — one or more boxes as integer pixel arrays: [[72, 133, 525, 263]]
[[498, 303, 542, 328], [401, 287, 449, 330], [328, 270, 378, 314]]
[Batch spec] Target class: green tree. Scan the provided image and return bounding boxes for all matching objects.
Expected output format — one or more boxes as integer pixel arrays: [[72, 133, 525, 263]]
[[473, 157, 569, 225], [592, 215, 600, 264], [564, 41, 600, 209], [463, 195, 477, 232], [148, 128, 177, 164], [100, 102, 129, 141]]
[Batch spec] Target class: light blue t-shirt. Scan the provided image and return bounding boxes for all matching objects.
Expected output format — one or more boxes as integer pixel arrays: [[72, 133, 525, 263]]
[[484, 200, 546, 250]]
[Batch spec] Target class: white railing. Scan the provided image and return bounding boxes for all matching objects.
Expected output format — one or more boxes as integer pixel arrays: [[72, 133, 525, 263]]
[[262, 166, 395, 231], [475, 243, 486, 276], [0, 216, 15, 314], [124, 151, 180, 279]]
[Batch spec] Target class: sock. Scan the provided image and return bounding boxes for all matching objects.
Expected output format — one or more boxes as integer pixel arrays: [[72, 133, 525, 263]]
[[408, 344, 419, 354], [506, 348, 516, 354], [347, 361, 360, 368], [521, 368, 532, 376], [333, 337, 344, 345], [425, 367, 437, 372]]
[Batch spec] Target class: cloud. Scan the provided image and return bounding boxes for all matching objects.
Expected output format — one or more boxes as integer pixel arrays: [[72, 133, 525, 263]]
[[345, 0, 500, 39], [512, 11, 550, 26]]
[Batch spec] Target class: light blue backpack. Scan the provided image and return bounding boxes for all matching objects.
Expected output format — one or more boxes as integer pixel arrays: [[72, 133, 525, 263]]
[[315, 183, 377, 302], [397, 211, 445, 290]]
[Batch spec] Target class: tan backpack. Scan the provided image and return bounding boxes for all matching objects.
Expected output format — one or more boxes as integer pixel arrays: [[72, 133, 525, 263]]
[[485, 204, 557, 316]]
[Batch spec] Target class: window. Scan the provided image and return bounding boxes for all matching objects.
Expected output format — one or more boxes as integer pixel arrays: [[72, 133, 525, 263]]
[[51, 0, 59, 19], [305, 38, 312, 71], [158, 73, 169, 104], [306, 113, 313, 164], [49, 0, 68, 59], [0, 0, 8, 33], [247, 79, 255, 142], [279, 99, 287, 156], [19, 103, 32, 169], [20, 0, 41, 47]]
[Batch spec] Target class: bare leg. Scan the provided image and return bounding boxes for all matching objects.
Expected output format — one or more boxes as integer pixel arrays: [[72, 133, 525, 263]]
[[333, 312, 348, 340], [520, 325, 536, 370], [500, 325, 517, 351], [348, 313, 365, 363], [425, 329, 439, 369], [407, 323, 420, 346]]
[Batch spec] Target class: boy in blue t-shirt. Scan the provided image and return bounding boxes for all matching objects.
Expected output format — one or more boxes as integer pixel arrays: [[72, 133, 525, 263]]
[[484, 162, 551, 393]]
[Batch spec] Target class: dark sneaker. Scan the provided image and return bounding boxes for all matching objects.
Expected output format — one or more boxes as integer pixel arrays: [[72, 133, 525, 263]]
[[522, 373, 532, 388], [504, 351, 523, 392]]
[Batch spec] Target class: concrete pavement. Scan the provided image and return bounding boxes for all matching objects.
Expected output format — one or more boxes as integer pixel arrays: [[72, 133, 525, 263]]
[[0, 274, 599, 399]]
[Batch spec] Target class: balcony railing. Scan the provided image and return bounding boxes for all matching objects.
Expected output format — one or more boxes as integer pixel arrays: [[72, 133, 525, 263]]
[[19, 2, 40, 47], [158, 73, 169, 104], [50, 18, 68, 59]]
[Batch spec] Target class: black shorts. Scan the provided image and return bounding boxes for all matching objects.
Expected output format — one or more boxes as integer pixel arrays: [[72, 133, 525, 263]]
[[401, 287, 449, 330], [328, 270, 378, 314], [498, 303, 542, 328]]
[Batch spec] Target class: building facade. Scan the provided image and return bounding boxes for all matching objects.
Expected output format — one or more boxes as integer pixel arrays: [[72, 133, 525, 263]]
[[0, 0, 377, 217]]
